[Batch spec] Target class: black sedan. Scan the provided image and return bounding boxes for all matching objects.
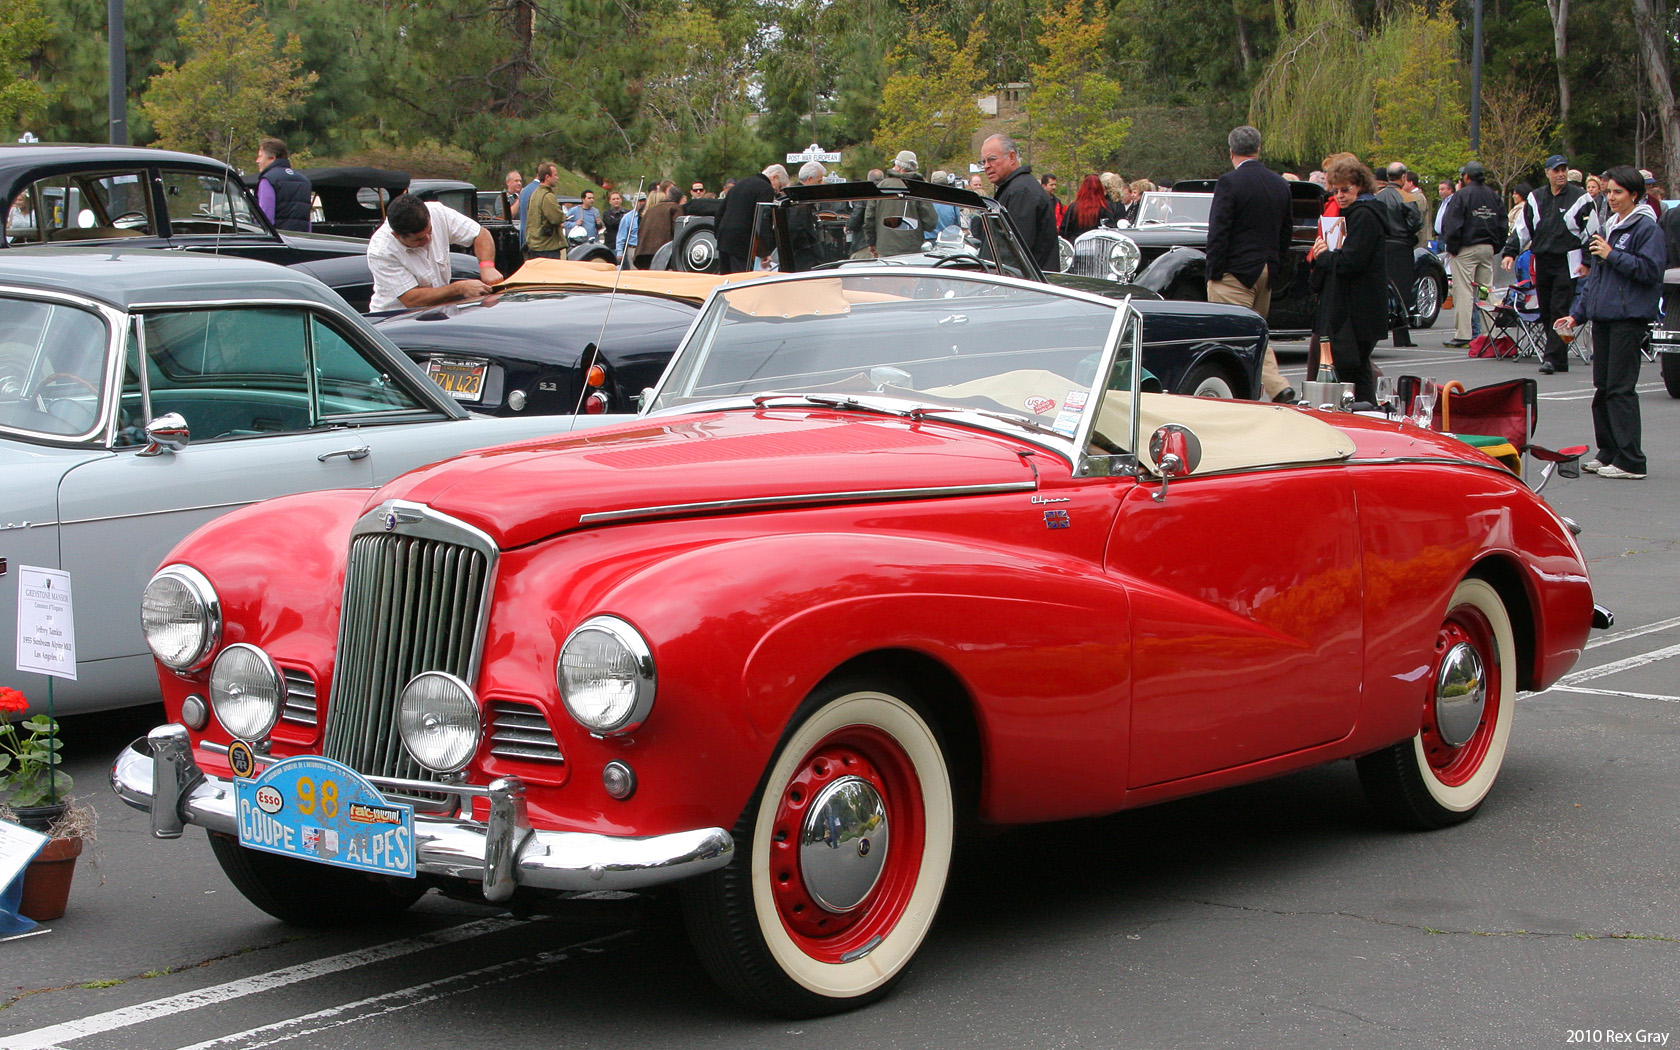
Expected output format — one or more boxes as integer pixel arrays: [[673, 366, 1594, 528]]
[[0, 144, 400, 310]]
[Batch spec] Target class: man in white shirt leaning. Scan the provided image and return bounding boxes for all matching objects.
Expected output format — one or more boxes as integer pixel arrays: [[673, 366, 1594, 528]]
[[367, 193, 504, 312]]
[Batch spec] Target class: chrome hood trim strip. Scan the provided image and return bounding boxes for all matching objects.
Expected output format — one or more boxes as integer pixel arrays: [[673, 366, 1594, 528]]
[[577, 480, 1038, 526]]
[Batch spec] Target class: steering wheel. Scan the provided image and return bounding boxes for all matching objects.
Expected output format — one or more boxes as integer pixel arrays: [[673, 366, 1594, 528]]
[[34, 371, 101, 400], [931, 255, 1001, 272], [109, 211, 148, 228]]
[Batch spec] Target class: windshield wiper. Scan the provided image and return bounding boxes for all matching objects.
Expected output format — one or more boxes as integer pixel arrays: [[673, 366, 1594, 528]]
[[748, 392, 916, 418], [908, 405, 1069, 440]]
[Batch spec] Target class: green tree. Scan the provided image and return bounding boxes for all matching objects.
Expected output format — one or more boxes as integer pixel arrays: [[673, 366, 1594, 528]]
[[1249, 0, 1376, 167], [140, 0, 316, 160], [1025, 0, 1130, 177], [0, 0, 51, 133], [1370, 6, 1472, 183], [1477, 74, 1557, 196], [873, 18, 989, 172], [635, 4, 767, 186]]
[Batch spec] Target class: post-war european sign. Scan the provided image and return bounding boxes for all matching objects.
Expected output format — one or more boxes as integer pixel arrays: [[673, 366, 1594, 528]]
[[14, 566, 76, 680], [787, 142, 842, 165]]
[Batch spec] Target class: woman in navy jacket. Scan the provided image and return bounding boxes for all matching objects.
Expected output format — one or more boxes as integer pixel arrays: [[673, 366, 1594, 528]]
[[1559, 166, 1668, 480]]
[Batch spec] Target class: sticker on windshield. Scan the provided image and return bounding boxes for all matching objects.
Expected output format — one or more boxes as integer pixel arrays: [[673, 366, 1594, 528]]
[[1051, 390, 1088, 437], [1025, 396, 1056, 415]]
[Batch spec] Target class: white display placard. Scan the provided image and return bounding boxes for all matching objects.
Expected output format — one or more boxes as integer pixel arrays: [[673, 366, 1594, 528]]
[[15, 565, 76, 680]]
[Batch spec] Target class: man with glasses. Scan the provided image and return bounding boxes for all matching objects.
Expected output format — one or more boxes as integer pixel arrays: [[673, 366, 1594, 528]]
[[690, 182, 708, 199], [979, 134, 1057, 271]]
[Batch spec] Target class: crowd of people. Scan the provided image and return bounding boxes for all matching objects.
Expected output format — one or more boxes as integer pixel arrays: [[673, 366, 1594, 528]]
[[347, 128, 1674, 479]]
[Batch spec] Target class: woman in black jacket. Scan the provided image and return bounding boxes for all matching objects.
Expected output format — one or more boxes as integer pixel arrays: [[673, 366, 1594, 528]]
[[1310, 156, 1388, 404], [1557, 165, 1668, 480]]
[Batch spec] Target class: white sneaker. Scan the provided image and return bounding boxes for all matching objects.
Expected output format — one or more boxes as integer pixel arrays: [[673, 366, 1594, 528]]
[[1583, 459, 1603, 473], [1597, 464, 1646, 480]]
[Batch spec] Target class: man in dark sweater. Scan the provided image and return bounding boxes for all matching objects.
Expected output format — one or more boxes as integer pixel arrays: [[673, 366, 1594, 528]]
[[1205, 125, 1296, 401], [979, 134, 1057, 273], [1441, 161, 1506, 347], [716, 164, 787, 273], [1503, 154, 1594, 372]]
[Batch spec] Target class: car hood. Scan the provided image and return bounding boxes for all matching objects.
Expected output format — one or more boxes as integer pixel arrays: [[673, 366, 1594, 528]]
[[369, 409, 1038, 549]]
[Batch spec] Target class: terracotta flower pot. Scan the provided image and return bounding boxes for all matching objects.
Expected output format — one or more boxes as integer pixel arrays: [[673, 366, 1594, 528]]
[[19, 836, 82, 921]]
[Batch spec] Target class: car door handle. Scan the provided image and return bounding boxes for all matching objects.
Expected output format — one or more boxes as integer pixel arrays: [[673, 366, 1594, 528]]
[[318, 445, 370, 462]]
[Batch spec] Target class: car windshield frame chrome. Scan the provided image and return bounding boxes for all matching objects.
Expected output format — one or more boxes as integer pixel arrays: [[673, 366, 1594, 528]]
[[0, 283, 127, 447], [642, 267, 1141, 470]]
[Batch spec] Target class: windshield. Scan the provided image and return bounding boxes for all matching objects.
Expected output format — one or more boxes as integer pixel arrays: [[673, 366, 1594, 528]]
[[1133, 193, 1213, 226], [758, 196, 1036, 279], [0, 295, 111, 440], [649, 272, 1137, 454]]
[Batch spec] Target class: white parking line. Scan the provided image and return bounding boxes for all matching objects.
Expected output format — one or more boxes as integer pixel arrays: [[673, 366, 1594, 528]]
[[1541, 382, 1666, 402], [172, 932, 630, 1050], [1559, 641, 1680, 685], [1587, 613, 1680, 650], [1548, 684, 1680, 704], [3, 917, 523, 1050]]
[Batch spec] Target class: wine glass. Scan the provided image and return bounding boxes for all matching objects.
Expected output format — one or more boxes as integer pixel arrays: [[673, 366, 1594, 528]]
[[1414, 377, 1438, 429], [1375, 375, 1396, 419]]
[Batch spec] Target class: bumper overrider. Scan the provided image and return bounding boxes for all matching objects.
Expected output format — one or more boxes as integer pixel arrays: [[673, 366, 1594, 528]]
[[113, 725, 734, 902]]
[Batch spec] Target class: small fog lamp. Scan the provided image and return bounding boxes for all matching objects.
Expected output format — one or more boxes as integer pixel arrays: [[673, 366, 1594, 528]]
[[602, 760, 637, 800], [208, 644, 284, 740], [398, 672, 482, 773]]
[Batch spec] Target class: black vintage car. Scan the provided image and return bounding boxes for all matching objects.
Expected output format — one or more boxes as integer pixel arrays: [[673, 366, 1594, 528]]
[[1064, 182, 1448, 338], [1654, 266, 1680, 397], [373, 266, 710, 417], [0, 144, 413, 310], [295, 168, 527, 280]]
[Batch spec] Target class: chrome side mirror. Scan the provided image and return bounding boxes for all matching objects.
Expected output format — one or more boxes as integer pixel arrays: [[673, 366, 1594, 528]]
[[1148, 423, 1202, 502], [138, 412, 189, 457]]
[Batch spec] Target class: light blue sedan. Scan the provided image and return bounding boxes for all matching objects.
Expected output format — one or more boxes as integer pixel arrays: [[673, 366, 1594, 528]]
[[1, 248, 613, 715]]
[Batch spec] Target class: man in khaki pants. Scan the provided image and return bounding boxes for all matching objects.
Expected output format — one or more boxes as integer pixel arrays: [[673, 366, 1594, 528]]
[[1205, 126, 1298, 402]]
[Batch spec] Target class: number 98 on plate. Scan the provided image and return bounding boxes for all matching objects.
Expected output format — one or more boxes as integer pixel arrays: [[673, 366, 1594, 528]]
[[234, 755, 417, 877]]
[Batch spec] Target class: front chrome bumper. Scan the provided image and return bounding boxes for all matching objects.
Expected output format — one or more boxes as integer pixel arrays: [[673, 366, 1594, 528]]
[[112, 725, 733, 903]]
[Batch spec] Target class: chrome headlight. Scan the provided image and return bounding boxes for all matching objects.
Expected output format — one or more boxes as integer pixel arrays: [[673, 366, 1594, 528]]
[[141, 565, 222, 671], [1108, 236, 1141, 282], [398, 672, 482, 773], [208, 643, 284, 740], [558, 615, 655, 735]]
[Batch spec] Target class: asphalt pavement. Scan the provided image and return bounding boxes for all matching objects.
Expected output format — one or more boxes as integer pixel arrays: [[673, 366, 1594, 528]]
[[4, 317, 1677, 1049]]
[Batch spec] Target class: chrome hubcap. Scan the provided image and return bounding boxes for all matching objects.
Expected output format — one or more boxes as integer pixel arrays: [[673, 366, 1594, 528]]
[[799, 775, 889, 913], [1434, 641, 1487, 747]]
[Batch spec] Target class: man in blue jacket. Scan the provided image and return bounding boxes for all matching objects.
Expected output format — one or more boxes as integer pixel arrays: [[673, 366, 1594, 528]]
[[1558, 166, 1667, 480]]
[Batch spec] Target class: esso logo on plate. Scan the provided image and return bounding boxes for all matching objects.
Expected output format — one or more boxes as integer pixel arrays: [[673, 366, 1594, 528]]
[[1025, 396, 1056, 414], [254, 786, 284, 814]]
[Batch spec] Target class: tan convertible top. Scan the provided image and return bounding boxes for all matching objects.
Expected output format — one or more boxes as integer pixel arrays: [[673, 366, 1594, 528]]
[[1123, 392, 1357, 474], [498, 259, 738, 302]]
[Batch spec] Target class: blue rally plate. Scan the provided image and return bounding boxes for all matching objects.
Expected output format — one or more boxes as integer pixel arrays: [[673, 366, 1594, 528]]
[[235, 756, 416, 878]]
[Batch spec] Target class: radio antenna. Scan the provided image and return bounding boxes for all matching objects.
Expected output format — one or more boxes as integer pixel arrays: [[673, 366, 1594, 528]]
[[573, 174, 646, 416]]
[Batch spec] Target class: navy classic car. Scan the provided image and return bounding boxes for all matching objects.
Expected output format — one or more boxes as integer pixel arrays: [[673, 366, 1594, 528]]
[[0, 144, 411, 312], [1065, 182, 1448, 338], [375, 263, 714, 416], [0, 248, 619, 715]]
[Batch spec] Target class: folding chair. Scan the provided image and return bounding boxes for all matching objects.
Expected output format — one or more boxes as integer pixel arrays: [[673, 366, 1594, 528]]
[[1398, 375, 1586, 491], [1486, 275, 1548, 360]]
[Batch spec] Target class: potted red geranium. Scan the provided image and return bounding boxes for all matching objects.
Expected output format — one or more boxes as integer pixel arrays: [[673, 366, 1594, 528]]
[[0, 686, 91, 920]]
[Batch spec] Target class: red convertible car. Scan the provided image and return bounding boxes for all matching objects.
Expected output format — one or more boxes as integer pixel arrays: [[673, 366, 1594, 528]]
[[115, 269, 1601, 1016]]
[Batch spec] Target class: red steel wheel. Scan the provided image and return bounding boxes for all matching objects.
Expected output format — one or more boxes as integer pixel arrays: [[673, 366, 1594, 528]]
[[1358, 578, 1517, 829], [682, 679, 954, 1016]]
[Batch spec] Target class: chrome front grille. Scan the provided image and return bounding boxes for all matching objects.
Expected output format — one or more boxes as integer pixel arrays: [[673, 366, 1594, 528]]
[[281, 668, 318, 726], [1069, 235, 1111, 278], [321, 501, 498, 785], [487, 701, 564, 764]]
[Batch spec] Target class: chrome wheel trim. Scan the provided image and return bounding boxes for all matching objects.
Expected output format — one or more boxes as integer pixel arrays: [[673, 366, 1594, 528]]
[[1433, 641, 1487, 748], [1413, 274, 1439, 324], [799, 775, 889, 913]]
